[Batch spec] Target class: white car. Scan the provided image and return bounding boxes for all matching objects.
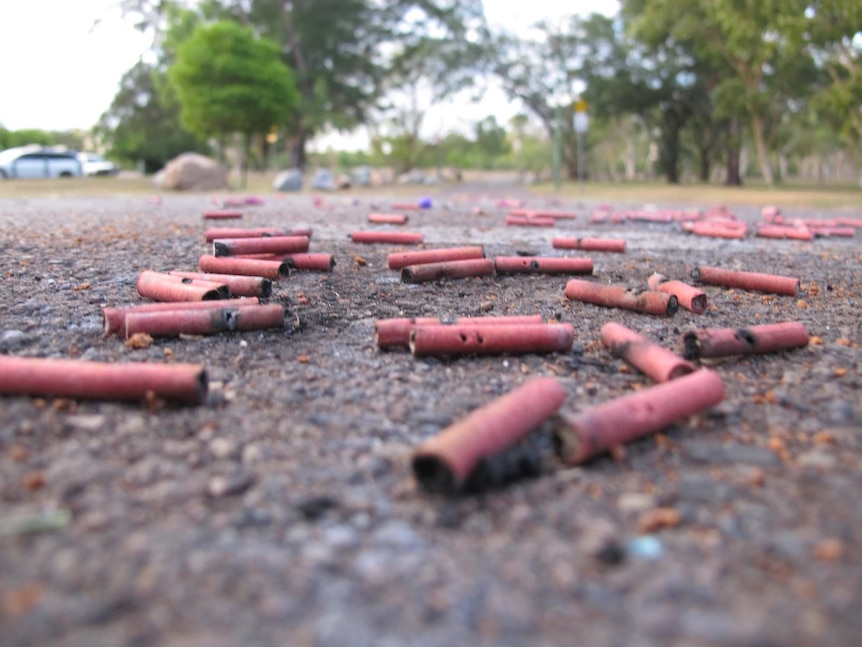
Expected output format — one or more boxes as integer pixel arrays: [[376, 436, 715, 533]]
[[78, 152, 119, 177], [0, 145, 83, 179]]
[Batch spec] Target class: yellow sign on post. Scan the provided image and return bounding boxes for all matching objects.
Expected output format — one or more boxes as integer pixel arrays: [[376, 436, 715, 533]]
[[574, 99, 588, 113]]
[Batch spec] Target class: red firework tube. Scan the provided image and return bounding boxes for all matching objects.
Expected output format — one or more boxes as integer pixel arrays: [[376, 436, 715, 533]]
[[409, 323, 574, 357], [204, 227, 288, 243], [554, 368, 724, 465], [369, 213, 408, 225], [203, 210, 243, 220], [505, 215, 555, 227], [682, 321, 810, 360], [388, 246, 485, 270], [510, 209, 577, 220], [565, 279, 678, 316], [412, 377, 566, 494], [0, 356, 207, 405], [102, 298, 259, 336], [213, 235, 310, 257], [374, 314, 545, 349], [809, 226, 855, 238], [136, 270, 227, 302], [693, 265, 799, 296], [600, 322, 695, 382], [285, 253, 336, 271], [125, 304, 285, 339], [647, 273, 707, 314], [494, 256, 593, 275], [835, 217, 862, 228], [199, 255, 290, 280], [351, 231, 424, 245], [684, 222, 746, 239], [552, 237, 626, 253], [390, 202, 422, 210], [401, 258, 496, 283], [168, 271, 271, 298], [756, 225, 813, 241]]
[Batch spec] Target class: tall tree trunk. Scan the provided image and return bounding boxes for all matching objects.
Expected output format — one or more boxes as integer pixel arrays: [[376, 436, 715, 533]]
[[241, 133, 251, 189], [698, 150, 710, 182], [659, 120, 681, 184], [288, 128, 306, 169], [724, 120, 742, 186], [750, 114, 774, 185]]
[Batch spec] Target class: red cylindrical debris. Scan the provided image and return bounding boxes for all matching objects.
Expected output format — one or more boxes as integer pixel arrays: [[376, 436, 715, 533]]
[[600, 322, 695, 383], [693, 265, 799, 296], [136, 270, 226, 302], [388, 246, 485, 270], [203, 210, 243, 220], [369, 213, 408, 225], [204, 227, 289, 243], [683, 222, 746, 239], [835, 217, 862, 229], [213, 235, 310, 257], [410, 323, 574, 357], [351, 231, 424, 245], [565, 279, 678, 316], [168, 271, 271, 298], [102, 298, 260, 336], [374, 314, 545, 349], [0, 356, 207, 405], [510, 209, 576, 220], [756, 225, 813, 241], [552, 237, 626, 253], [505, 215, 555, 227], [412, 377, 566, 493], [401, 258, 496, 283], [682, 321, 810, 360], [390, 202, 422, 210], [809, 226, 855, 238], [125, 304, 285, 339], [494, 256, 593, 275], [647, 273, 707, 314], [199, 255, 290, 280], [285, 253, 336, 271], [554, 369, 724, 465]]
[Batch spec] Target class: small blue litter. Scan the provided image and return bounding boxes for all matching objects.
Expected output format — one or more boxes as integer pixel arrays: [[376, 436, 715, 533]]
[[418, 197, 432, 209], [626, 535, 663, 560]]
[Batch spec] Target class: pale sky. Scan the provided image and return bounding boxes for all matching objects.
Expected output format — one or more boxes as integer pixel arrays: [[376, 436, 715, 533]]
[[0, 0, 617, 146]]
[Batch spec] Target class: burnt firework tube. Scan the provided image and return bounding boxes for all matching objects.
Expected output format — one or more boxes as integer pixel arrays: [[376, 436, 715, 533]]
[[284, 253, 336, 271], [600, 322, 695, 382], [204, 227, 288, 243], [369, 213, 408, 225], [136, 270, 227, 302], [495, 256, 593, 275], [351, 231, 424, 245], [0, 356, 207, 405], [410, 323, 574, 357], [565, 279, 678, 316], [102, 298, 259, 336], [388, 246, 485, 270], [693, 265, 799, 296], [169, 271, 271, 298], [203, 210, 243, 220], [648, 273, 707, 314], [682, 321, 810, 360], [199, 255, 290, 280], [124, 304, 285, 339], [401, 258, 496, 283], [412, 377, 566, 494], [213, 235, 310, 257], [554, 369, 724, 465], [553, 237, 626, 253], [375, 314, 545, 349]]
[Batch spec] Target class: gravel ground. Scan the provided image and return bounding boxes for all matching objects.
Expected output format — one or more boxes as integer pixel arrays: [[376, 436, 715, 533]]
[[0, 187, 860, 647]]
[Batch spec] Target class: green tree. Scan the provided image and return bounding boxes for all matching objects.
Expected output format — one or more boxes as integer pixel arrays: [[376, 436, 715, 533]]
[[169, 20, 299, 186], [474, 116, 510, 169]]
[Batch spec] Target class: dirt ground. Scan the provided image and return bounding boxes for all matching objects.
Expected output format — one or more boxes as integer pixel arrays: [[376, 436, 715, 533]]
[[0, 185, 860, 647]]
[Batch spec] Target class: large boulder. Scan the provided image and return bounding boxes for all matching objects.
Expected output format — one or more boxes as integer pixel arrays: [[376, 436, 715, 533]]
[[273, 168, 303, 192], [311, 168, 336, 191], [155, 153, 228, 191]]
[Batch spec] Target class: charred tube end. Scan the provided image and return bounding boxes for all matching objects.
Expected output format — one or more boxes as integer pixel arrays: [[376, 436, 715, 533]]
[[668, 363, 696, 380], [551, 412, 582, 465], [401, 268, 415, 284], [666, 295, 679, 316], [277, 262, 291, 279], [202, 289, 222, 301], [260, 279, 273, 298], [217, 286, 231, 299], [195, 368, 209, 404], [213, 242, 229, 257], [691, 266, 702, 281], [682, 332, 701, 360], [412, 454, 456, 494], [690, 294, 707, 314], [329, 256, 337, 269]]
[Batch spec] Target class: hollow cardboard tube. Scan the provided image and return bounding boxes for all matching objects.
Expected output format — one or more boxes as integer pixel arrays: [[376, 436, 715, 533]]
[[510, 209, 576, 220], [102, 298, 260, 336], [169, 271, 271, 298], [693, 266, 799, 296], [125, 304, 285, 339], [552, 237, 626, 253], [369, 213, 408, 225], [203, 210, 243, 220], [390, 203, 422, 211], [0, 356, 207, 405], [213, 235, 310, 257], [409, 323, 574, 357], [494, 256, 593, 275], [756, 225, 813, 241], [835, 217, 862, 228], [565, 280, 678, 316], [647, 273, 707, 314], [401, 258, 496, 283], [374, 315, 544, 349], [199, 255, 290, 280], [351, 231, 424, 244], [136, 270, 225, 302], [388, 246, 485, 270], [505, 215, 556, 227], [808, 226, 855, 238], [204, 227, 289, 242], [684, 222, 746, 239], [412, 377, 566, 494], [554, 369, 724, 465], [682, 321, 810, 360], [600, 322, 695, 383], [284, 253, 336, 271]]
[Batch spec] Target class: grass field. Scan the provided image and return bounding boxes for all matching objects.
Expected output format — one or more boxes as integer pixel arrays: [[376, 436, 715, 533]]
[[1, 172, 860, 210]]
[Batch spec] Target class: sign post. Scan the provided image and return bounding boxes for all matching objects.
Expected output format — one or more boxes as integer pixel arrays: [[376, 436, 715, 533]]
[[574, 99, 589, 191]]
